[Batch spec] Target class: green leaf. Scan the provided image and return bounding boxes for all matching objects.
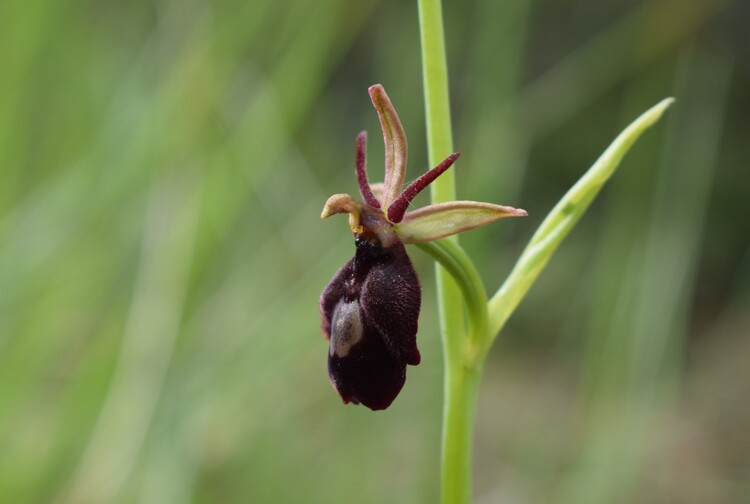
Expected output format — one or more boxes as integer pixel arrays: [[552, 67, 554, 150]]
[[484, 98, 675, 356]]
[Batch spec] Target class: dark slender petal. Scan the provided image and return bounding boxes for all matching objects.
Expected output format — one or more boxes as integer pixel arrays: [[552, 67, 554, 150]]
[[387, 152, 461, 223], [320, 237, 421, 410], [355, 131, 380, 208]]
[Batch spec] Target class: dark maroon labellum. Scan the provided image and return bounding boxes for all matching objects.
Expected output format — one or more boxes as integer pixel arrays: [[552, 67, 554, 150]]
[[320, 235, 421, 410]]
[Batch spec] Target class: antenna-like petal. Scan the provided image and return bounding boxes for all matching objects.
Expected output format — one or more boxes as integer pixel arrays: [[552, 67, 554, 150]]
[[355, 131, 380, 208], [387, 153, 460, 223]]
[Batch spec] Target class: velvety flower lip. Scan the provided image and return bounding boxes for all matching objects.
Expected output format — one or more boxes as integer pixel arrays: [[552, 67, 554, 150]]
[[320, 237, 420, 410], [319, 84, 526, 410]]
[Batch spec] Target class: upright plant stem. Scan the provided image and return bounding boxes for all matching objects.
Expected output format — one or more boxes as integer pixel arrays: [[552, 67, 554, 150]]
[[418, 1, 479, 502], [418, 0, 455, 203], [441, 360, 482, 504]]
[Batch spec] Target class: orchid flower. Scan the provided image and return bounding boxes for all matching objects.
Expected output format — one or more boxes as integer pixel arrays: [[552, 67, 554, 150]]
[[319, 84, 526, 410]]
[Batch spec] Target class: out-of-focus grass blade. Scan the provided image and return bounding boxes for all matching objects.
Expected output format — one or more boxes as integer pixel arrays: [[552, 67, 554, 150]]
[[559, 46, 733, 504], [58, 177, 200, 504], [485, 97, 674, 353], [519, 0, 725, 140]]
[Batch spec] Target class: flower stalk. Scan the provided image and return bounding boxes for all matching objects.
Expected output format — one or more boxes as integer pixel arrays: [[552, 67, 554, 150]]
[[417, 0, 480, 501]]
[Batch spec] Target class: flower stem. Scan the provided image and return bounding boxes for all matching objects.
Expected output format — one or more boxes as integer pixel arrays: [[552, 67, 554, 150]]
[[441, 362, 482, 504], [418, 0, 454, 203], [416, 240, 487, 363], [418, 0, 479, 502]]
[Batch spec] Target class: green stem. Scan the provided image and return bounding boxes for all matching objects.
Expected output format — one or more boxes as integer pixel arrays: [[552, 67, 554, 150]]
[[418, 1, 479, 503], [441, 363, 483, 504], [418, 0, 455, 202], [416, 240, 488, 364], [416, 3, 673, 501]]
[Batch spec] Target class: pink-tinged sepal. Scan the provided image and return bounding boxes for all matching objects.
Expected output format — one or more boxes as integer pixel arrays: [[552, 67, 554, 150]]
[[395, 201, 527, 244], [369, 84, 408, 209]]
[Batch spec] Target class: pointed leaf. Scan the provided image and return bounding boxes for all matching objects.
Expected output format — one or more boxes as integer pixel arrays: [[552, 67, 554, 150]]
[[485, 98, 675, 357], [369, 84, 408, 208], [395, 201, 527, 244]]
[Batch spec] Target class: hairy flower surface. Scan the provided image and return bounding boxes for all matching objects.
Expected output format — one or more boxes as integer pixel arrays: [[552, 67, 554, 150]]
[[320, 84, 526, 410]]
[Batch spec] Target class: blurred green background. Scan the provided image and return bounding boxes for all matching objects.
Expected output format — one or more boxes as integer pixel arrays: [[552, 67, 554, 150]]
[[1, 0, 748, 502]]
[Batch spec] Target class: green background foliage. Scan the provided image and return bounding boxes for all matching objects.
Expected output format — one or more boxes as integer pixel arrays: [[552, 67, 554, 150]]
[[1, 0, 747, 502]]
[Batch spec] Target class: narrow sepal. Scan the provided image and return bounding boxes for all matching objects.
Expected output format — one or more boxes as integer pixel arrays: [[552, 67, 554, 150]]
[[369, 84, 408, 208], [387, 152, 460, 223], [355, 131, 380, 208], [395, 201, 527, 243]]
